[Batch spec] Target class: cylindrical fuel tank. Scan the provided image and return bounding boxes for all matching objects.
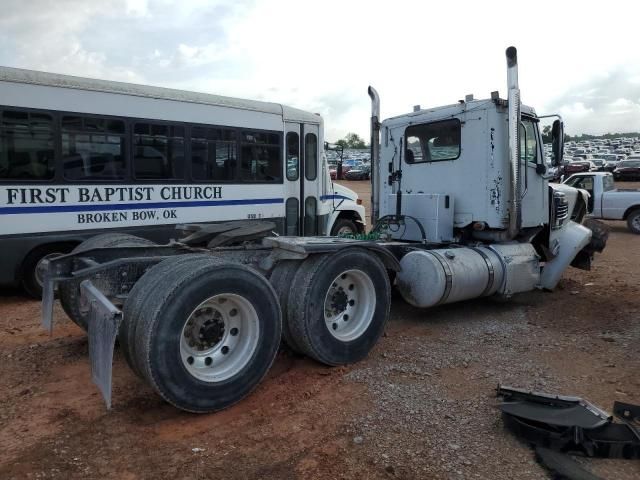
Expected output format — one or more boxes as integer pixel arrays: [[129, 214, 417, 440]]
[[396, 247, 505, 308]]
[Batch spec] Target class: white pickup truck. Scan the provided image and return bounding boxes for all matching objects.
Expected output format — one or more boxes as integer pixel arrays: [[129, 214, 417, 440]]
[[564, 172, 640, 234]]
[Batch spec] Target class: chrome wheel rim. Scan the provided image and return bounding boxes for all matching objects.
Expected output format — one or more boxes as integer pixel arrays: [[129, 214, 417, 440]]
[[632, 215, 640, 231], [34, 252, 65, 287], [180, 294, 259, 382], [323, 269, 375, 341]]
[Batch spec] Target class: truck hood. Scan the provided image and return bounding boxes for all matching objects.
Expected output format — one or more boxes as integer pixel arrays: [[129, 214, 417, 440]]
[[332, 183, 359, 202]]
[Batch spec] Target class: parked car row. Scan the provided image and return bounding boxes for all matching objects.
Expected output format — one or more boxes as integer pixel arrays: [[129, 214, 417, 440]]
[[328, 155, 371, 181], [544, 135, 640, 181]]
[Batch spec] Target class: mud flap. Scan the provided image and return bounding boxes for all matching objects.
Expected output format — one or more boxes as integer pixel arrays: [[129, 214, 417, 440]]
[[81, 280, 122, 409]]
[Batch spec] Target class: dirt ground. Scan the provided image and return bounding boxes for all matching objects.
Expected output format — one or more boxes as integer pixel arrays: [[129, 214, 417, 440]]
[[1, 181, 639, 479]]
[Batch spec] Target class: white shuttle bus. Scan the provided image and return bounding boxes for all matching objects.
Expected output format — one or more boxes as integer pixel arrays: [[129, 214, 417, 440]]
[[0, 67, 365, 296]]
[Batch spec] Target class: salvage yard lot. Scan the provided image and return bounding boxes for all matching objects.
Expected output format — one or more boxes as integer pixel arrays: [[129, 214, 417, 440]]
[[1, 181, 639, 479]]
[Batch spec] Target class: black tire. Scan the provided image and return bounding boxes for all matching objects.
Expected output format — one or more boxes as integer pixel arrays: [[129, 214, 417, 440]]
[[287, 248, 390, 366], [330, 218, 359, 236], [21, 243, 76, 298], [59, 233, 155, 330], [627, 209, 640, 234], [269, 260, 304, 353], [120, 254, 210, 377], [133, 256, 282, 413]]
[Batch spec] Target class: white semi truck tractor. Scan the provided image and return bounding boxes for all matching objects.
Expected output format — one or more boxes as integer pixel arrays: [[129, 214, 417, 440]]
[[41, 47, 606, 413]]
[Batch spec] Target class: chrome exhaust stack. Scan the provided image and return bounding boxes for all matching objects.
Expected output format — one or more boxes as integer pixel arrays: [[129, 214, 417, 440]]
[[506, 46, 522, 238], [368, 86, 381, 225]]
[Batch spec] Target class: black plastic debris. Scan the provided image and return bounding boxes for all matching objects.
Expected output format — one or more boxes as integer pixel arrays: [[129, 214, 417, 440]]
[[613, 401, 640, 440], [497, 385, 640, 460], [535, 447, 604, 480]]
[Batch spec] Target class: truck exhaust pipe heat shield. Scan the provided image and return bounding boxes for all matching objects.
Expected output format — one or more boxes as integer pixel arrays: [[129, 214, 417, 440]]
[[506, 46, 522, 239], [368, 86, 381, 225], [474, 47, 522, 243]]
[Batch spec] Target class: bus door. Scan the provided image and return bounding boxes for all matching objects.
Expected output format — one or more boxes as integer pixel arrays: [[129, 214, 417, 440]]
[[301, 123, 320, 236], [284, 123, 302, 235], [284, 122, 321, 236]]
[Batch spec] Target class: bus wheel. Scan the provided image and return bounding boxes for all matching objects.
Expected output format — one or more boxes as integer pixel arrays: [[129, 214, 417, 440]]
[[133, 257, 281, 413], [21, 243, 76, 298], [287, 248, 390, 366], [59, 233, 155, 330], [330, 218, 358, 236]]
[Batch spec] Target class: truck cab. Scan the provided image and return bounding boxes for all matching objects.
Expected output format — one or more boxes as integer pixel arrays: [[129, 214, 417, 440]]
[[378, 100, 551, 242], [369, 47, 599, 291]]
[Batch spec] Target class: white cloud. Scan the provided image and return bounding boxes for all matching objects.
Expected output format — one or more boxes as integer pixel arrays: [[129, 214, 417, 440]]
[[125, 0, 149, 17], [560, 102, 594, 117], [610, 98, 634, 108]]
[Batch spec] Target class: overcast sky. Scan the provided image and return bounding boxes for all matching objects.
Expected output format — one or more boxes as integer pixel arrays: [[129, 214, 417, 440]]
[[2, 0, 639, 140]]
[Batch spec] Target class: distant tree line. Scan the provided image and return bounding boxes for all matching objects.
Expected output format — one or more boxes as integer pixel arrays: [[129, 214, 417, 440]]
[[334, 132, 368, 149]]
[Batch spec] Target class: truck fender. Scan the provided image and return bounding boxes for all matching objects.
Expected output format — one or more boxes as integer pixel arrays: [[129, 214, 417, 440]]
[[327, 204, 366, 233], [623, 205, 640, 219], [540, 220, 592, 290], [359, 244, 401, 272]]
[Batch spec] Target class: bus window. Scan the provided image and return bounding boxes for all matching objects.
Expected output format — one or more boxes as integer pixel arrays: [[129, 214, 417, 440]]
[[0, 109, 55, 180], [134, 123, 185, 179], [305, 133, 317, 181], [62, 115, 126, 180], [240, 131, 282, 182], [191, 127, 237, 182], [286, 132, 299, 181]]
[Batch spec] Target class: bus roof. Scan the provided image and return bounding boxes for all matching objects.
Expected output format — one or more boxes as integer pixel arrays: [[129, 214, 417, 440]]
[[0, 66, 321, 125]]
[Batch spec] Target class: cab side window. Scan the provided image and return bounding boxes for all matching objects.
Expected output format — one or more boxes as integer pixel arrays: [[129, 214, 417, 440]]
[[519, 119, 539, 164], [405, 119, 461, 163]]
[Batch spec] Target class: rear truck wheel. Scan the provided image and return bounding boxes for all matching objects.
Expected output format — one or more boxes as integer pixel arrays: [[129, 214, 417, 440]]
[[21, 243, 76, 298], [268, 260, 304, 353], [120, 254, 211, 377], [627, 209, 640, 234], [330, 218, 358, 236], [133, 256, 282, 413], [287, 248, 390, 366], [59, 233, 155, 330]]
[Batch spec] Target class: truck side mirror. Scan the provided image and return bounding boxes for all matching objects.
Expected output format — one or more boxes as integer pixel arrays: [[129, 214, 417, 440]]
[[551, 119, 564, 166]]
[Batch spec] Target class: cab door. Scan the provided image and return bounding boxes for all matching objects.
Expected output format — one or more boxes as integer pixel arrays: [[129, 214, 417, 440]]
[[520, 118, 549, 227]]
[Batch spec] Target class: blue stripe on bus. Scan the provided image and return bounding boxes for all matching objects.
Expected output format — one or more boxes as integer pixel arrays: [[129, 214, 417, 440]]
[[0, 198, 284, 215]]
